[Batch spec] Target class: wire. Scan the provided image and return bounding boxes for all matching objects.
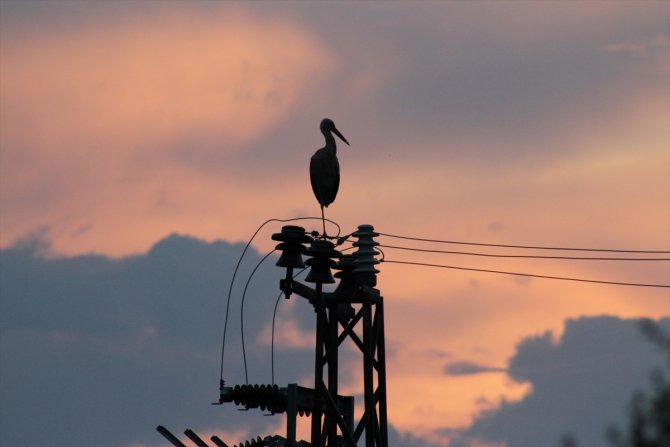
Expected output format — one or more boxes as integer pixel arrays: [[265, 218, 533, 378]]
[[240, 249, 276, 385], [378, 232, 670, 254], [271, 267, 307, 386], [335, 232, 356, 246], [382, 259, 670, 288], [227, 222, 669, 387], [219, 216, 341, 383], [378, 244, 670, 261], [270, 290, 283, 387]]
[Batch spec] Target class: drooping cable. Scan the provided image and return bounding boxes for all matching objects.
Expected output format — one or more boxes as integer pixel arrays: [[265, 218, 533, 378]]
[[271, 267, 307, 386], [240, 249, 276, 385], [269, 235, 354, 386], [382, 259, 670, 288], [219, 216, 341, 383], [270, 290, 283, 387], [378, 232, 670, 254]]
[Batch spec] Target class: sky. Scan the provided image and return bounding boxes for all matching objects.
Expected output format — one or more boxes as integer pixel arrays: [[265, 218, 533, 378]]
[[1, 1, 669, 446]]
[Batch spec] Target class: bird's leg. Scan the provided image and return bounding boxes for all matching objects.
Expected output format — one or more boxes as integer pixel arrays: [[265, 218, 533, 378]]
[[320, 206, 327, 239]]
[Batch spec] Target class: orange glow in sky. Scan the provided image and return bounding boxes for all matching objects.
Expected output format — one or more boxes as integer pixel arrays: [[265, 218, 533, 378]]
[[1, 2, 668, 446]]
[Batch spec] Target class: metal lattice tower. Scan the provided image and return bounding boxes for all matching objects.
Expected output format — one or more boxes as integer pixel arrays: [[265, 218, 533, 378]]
[[162, 224, 388, 447], [273, 224, 388, 447]]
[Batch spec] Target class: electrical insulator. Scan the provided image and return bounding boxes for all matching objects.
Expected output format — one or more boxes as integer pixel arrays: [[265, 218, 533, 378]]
[[304, 239, 340, 284], [352, 224, 380, 287], [334, 254, 356, 292], [333, 254, 357, 318], [228, 384, 285, 413], [234, 436, 265, 447], [297, 409, 312, 417], [271, 225, 313, 269], [272, 225, 313, 299], [238, 437, 263, 447], [264, 435, 287, 446]]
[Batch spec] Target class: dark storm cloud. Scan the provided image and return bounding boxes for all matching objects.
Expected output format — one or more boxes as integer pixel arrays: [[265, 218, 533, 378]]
[[387, 425, 442, 447], [0, 231, 444, 447], [448, 316, 670, 447], [0, 232, 318, 446], [2, 233, 668, 447]]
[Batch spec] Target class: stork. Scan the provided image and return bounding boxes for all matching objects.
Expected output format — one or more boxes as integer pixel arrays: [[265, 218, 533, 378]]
[[310, 118, 349, 238]]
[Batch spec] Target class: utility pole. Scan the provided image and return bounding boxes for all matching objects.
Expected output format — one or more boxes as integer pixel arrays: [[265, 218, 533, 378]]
[[159, 224, 388, 447], [272, 224, 388, 447]]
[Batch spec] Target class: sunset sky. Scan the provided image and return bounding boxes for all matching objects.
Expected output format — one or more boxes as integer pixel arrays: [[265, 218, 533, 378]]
[[1, 1, 669, 447]]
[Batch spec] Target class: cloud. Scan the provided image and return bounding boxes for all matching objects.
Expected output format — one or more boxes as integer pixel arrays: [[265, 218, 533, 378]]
[[2, 231, 669, 447], [0, 232, 318, 446], [387, 424, 444, 447], [0, 229, 454, 447], [1, 1, 668, 260], [444, 361, 506, 377], [257, 312, 314, 350], [0, 6, 334, 150], [0, 3, 336, 256], [605, 34, 670, 67], [297, 1, 670, 164], [1, 3, 668, 443], [448, 316, 670, 447]]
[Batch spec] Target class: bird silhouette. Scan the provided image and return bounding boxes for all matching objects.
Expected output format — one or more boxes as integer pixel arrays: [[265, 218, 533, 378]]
[[310, 118, 349, 238]]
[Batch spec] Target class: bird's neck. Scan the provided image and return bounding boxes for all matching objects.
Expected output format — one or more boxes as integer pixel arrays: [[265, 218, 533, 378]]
[[322, 132, 337, 155]]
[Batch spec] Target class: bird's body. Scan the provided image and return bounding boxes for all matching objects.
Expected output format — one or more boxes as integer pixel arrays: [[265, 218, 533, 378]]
[[309, 118, 349, 237], [310, 141, 340, 208]]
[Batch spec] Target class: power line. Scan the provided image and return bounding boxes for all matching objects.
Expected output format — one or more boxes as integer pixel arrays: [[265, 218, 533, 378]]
[[382, 259, 670, 288], [271, 267, 307, 386], [224, 222, 669, 386], [220, 216, 341, 383], [378, 232, 670, 254], [378, 244, 670, 261], [271, 290, 284, 387], [240, 248, 276, 385]]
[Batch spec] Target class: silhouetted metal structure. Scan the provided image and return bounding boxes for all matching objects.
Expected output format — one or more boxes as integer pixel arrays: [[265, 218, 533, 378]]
[[157, 425, 298, 447], [160, 224, 387, 447]]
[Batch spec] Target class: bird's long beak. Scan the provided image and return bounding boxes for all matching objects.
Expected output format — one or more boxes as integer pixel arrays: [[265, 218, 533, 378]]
[[333, 127, 350, 146]]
